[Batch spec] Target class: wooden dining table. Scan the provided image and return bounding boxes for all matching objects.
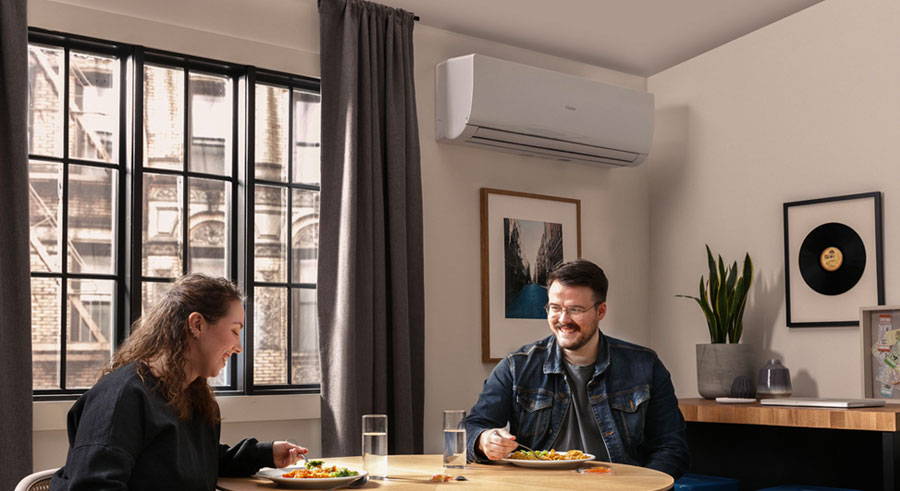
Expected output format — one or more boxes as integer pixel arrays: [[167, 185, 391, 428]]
[[217, 454, 674, 490]]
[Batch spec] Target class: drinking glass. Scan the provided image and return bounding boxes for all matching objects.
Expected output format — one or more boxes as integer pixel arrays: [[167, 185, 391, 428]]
[[362, 414, 388, 479], [442, 409, 467, 469]]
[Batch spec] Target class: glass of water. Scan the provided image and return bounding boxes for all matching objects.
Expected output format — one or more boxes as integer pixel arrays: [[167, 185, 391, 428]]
[[442, 409, 466, 469], [362, 414, 388, 480]]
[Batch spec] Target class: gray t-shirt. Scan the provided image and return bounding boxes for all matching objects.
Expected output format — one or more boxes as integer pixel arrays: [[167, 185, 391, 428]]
[[552, 361, 610, 461]]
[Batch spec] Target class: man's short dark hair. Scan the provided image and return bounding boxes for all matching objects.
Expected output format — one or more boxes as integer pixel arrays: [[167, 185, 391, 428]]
[[547, 259, 608, 303]]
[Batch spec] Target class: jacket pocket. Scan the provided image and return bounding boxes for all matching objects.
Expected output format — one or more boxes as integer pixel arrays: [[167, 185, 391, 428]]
[[608, 385, 650, 447], [514, 388, 554, 440]]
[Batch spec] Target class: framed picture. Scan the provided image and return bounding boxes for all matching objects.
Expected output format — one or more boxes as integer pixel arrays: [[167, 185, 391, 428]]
[[783, 192, 884, 327], [480, 188, 581, 362], [859, 306, 900, 400]]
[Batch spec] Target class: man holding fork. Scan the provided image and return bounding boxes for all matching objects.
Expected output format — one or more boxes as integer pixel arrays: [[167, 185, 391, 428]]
[[465, 260, 689, 479]]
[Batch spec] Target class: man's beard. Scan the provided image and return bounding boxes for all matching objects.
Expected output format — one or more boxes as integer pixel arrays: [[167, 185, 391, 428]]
[[553, 321, 597, 351]]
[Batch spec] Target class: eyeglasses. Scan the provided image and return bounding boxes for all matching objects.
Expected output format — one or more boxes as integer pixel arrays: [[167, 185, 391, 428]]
[[544, 303, 599, 317]]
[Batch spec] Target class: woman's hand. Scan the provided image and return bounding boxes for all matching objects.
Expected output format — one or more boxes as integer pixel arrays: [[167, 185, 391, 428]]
[[272, 441, 309, 468]]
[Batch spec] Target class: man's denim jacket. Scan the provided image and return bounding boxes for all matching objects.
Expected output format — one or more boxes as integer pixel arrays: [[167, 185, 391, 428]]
[[465, 333, 689, 478]]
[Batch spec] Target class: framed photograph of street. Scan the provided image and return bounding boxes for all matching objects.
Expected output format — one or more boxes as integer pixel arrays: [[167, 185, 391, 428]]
[[783, 192, 884, 327], [481, 188, 581, 362]]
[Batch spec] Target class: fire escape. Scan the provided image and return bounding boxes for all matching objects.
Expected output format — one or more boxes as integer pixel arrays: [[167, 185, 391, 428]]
[[30, 47, 111, 359]]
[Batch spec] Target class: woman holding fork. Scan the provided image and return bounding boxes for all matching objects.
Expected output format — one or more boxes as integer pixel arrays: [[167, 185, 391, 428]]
[[51, 274, 309, 490]]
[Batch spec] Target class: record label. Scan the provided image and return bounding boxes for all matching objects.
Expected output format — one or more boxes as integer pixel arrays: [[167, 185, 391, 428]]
[[799, 222, 865, 296], [819, 247, 843, 272]]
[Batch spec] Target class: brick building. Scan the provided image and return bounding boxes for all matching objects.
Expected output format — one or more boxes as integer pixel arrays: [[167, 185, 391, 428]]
[[28, 44, 320, 391]]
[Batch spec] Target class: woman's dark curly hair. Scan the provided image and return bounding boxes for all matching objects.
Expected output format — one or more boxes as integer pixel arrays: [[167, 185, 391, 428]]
[[106, 274, 242, 424]]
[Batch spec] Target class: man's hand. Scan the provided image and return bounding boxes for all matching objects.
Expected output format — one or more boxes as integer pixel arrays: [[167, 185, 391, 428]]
[[272, 441, 309, 468], [477, 428, 519, 460]]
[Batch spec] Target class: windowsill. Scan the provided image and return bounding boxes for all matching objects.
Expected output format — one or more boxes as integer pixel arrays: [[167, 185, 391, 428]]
[[33, 393, 321, 431]]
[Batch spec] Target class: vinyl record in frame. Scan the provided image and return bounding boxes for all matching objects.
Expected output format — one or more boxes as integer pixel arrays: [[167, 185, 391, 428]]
[[798, 222, 866, 296], [784, 192, 884, 327]]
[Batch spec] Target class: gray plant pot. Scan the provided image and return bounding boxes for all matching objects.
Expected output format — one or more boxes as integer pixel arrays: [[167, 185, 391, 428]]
[[696, 343, 754, 399]]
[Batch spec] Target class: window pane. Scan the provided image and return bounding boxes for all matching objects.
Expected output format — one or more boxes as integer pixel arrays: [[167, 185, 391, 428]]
[[254, 287, 287, 385], [32, 277, 61, 390], [292, 90, 320, 185], [254, 185, 287, 282], [68, 164, 116, 274], [208, 359, 231, 388], [189, 72, 232, 176], [291, 288, 319, 384], [141, 281, 173, 319], [144, 64, 184, 170], [143, 173, 183, 277], [28, 44, 64, 158], [29, 161, 63, 272], [291, 189, 319, 284], [69, 51, 118, 163], [66, 278, 114, 389], [188, 177, 229, 277], [254, 84, 289, 182]]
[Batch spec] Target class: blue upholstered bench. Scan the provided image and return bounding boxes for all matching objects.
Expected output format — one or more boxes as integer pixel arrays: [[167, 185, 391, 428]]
[[756, 486, 861, 491], [674, 473, 739, 491]]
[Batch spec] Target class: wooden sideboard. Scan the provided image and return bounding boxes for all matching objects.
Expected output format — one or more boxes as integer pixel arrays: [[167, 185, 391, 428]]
[[678, 398, 900, 490]]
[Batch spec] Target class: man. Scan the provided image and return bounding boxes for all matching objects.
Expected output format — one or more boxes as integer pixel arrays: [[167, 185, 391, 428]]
[[465, 259, 689, 478]]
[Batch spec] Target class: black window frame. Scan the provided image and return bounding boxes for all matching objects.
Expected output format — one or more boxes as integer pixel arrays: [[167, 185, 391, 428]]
[[28, 27, 322, 400], [28, 29, 129, 399], [246, 71, 321, 394]]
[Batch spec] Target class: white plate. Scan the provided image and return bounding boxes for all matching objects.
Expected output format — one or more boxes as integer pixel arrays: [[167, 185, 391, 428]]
[[253, 466, 367, 489], [501, 453, 595, 469]]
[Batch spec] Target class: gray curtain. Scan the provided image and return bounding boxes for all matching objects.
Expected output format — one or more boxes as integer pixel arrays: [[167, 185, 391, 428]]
[[0, 0, 33, 486], [317, 0, 424, 456]]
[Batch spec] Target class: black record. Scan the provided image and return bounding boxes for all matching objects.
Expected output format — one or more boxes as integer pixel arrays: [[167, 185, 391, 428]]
[[798, 222, 866, 295]]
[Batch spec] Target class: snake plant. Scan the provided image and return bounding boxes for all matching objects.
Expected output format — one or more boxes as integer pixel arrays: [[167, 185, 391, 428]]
[[677, 246, 753, 343]]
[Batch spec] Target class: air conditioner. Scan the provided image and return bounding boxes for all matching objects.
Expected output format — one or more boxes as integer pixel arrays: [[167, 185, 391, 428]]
[[435, 54, 654, 167]]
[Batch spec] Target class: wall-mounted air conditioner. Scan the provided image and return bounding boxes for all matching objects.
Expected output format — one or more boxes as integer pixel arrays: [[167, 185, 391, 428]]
[[435, 54, 654, 167]]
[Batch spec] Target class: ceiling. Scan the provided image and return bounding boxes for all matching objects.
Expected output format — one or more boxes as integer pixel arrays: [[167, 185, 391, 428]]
[[375, 0, 824, 76]]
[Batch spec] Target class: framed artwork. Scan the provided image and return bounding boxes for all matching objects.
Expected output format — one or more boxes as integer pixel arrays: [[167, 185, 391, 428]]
[[859, 305, 900, 400], [480, 188, 581, 362], [783, 192, 884, 327]]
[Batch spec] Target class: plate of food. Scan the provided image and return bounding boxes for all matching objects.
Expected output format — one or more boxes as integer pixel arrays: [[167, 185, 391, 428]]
[[501, 449, 595, 469], [253, 460, 366, 489]]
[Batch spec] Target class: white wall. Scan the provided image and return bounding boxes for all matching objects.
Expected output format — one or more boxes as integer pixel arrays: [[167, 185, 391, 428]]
[[28, 0, 650, 464], [646, 0, 900, 398]]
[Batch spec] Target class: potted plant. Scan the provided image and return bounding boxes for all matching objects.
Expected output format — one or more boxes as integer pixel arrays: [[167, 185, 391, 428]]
[[677, 246, 754, 399]]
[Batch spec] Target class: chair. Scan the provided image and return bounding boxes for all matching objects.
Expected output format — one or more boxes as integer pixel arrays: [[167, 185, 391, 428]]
[[14, 468, 58, 491]]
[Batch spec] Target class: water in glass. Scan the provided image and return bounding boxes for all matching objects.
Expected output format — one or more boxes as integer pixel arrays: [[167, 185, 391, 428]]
[[442, 409, 466, 470], [362, 431, 388, 479], [442, 428, 466, 469]]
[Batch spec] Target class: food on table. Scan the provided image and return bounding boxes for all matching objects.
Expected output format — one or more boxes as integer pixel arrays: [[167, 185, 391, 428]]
[[281, 464, 359, 478], [431, 473, 453, 482], [507, 449, 589, 461], [580, 466, 612, 474]]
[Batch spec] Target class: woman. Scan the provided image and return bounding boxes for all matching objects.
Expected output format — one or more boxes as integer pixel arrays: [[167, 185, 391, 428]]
[[51, 274, 308, 490]]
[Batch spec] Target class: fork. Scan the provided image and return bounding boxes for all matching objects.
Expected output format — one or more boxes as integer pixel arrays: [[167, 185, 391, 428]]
[[287, 440, 308, 467], [511, 442, 548, 460]]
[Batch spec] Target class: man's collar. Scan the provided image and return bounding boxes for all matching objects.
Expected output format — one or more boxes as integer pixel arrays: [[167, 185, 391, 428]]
[[544, 332, 610, 375]]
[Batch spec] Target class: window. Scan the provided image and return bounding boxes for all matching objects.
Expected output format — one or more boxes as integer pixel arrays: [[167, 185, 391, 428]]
[[139, 55, 238, 388], [28, 38, 124, 393], [27, 29, 321, 398], [249, 76, 322, 389]]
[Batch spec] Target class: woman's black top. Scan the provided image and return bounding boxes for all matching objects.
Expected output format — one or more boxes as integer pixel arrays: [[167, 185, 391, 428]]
[[50, 363, 274, 490]]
